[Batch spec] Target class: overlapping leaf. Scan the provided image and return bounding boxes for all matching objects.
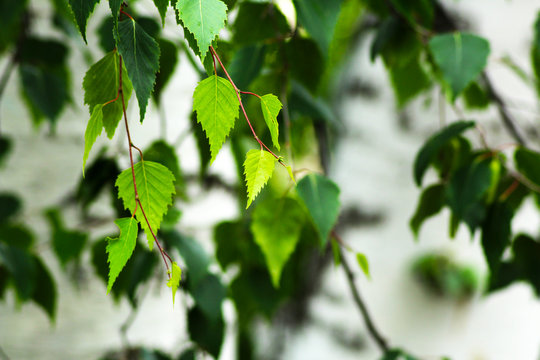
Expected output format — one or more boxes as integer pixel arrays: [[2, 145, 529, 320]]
[[193, 75, 239, 162], [297, 173, 340, 247], [243, 149, 277, 208], [153, 0, 169, 25], [68, 0, 100, 43], [116, 161, 176, 249], [82, 50, 133, 138], [117, 18, 160, 122], [106, 217, 139, 292], [167, 261, 182, 305], [429, 32, 490, 100], [260, 94, 282, 150], [250, 197, 305, 287], [83, 105, 103, 175], [176, 0, 228, 59]]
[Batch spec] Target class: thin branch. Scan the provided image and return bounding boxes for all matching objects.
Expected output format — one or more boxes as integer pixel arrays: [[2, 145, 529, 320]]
[[334, 232, 390, 354]]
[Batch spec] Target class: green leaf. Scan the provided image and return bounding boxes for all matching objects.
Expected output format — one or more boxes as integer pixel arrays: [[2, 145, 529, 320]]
[[193, 75, 240, 163], [413, 121, 475, 186], [83, 50, 133, 138], [410, 184, 446, 238], [167, 261, 182, 305], [82, 105, 104, 175], [250, 197, 305, 287], [117, 18, 160, 122], [0, 242, 36, 301], [153, 0, 169, 26], [446, 157, 494, 233], [228, 44, 266, 90], [176, 0, 228, 60], [293, 0, 343, 55], [429, 32, 490, 100], [259, 94, 282, 151], [330, 238, 341, 266], [356, 252, 370, 279], [515, 147, 540, 187], [232, 2, 290, 46], [45, 209, 87, 267], [106, 217, 138, 293], [481, 202, 513, 276], [0, 135, 12, 167], [187, 305, 224, 359], [389, 56, 430, 107], [68, 0, 100, 43], [32, 256, 57, 320], [285, 37, 323, 93], [296, 173, 340, 247], [190, 273, 226, 320], [116, 160, 176, 249], [144, 140, 184, 197], [0, 193, 21, 224], [109, 0, 122, 28], [243, 149, 277, 208]]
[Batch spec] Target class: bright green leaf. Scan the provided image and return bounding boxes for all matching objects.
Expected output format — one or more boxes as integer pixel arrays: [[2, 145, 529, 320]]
[[250, 197, 304, 287], [106, 217, 138, 293], [356, 252, 370, 279], [117, 18, 160, 122], [68, 0, 100, 43], [414, 121, 475, 186], [296, 173, 340, 247], [82, 104, 103, 175], [285, 165, 296, 184], [116, 160, 176, 249], [243, 149, 277, 208], [176, 0, 228, 60], [429, 32, 490, 100], [167, 261, 182, 305], [260, 94, 282, 150], [82, 50, 133, 138], [193, 75, 240, 162]]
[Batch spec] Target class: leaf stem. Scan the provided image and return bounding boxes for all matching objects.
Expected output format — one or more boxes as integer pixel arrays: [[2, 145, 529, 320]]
[[332, 231, 390, 354], [209, 46, 283, 161], [118, 55, 172, 276]]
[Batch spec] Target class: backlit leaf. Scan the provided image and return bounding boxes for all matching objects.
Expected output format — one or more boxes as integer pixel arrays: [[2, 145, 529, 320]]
[[250, 197, 304, 287], [243, 149, 277, 209], [429, 32, 490, 100], [167, 261, 182, 305], [68, 0, 99, 43], [260, 94, 282, 150], [82, 105, 103, 175], [356, 252, 370, 279], [176, 0, 228, 60], [193, 75, 240, 162], [106, 217, 138, 293], [297, 173, 340, 247], [117, 18, 160, 122], [116, 160, 176, 249]]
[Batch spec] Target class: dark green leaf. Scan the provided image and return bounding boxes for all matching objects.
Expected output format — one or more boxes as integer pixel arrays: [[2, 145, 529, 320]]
[[481, 202, 513, 276], [0, 193, 21, 224], [187, 305, 224, 359], [153, 38, 179, 105], [109, 0, 122, 28], [285, 37, 323, 93], [515, 147, 540, 187], [117, 18, 161, 122], [410, 184, 445, 238], [191, 112, 212, 178], [97, 16, 115, 52], [463, 81, 490, 110], [0, 135, 12, 167], [293, 0, 343, 55], [429, 32, 490, 100], [0, 242, 36, 300], [389, 0, 434, 28], [532, 12, 540, 97], [213, 220, 265, 270], [177, 348, 196, 360], [32, 256, 57, 320], [228, 45, 265, 90], [76, 155, 120, 211], [0, 0, 27, 55], [296, 173, 340, 247], [190, 273, 226, 321], [153, 0, 169, 25], [68, 0, 100, 43], [232, 2, 290, 45], [511, 234, 540, 296], [413, 121, 475, 186], [0, 223, 34, 249], [446, 157, 494, 233], [45, 209, 87, 267]]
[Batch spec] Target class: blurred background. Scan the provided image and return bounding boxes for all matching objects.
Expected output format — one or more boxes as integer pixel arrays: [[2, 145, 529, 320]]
[[1, 1, 540, 359]]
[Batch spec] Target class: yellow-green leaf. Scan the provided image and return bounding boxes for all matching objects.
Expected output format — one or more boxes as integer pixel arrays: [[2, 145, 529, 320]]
[[259, 94, 282, 150], [243, 149, 277, 208], [82, 104, 104, 176], [356, 252, 370, 279], [167, 261, 182, 305], [106, 217, 139, 293]]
